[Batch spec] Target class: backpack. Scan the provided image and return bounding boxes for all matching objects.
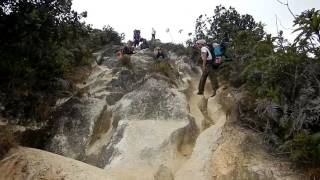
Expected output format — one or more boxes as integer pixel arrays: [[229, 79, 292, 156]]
[[214, 46, 222, 57], [220, 42, 226, 55], [134, 30, 141, 40], [207, 44, 222, 68], [207, 44, 214, 57]]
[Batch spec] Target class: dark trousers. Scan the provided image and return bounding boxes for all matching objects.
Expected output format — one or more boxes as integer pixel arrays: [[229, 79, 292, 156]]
[[156, 52, 165, 59], [133, 39, 140, 47], [198, 63, 218, 93]]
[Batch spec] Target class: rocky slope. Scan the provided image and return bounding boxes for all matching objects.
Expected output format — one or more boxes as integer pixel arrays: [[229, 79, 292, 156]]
[[0, 48, 305, 180]]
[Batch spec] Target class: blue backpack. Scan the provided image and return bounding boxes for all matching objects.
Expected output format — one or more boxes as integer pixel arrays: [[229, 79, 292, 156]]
[[214, 46, 222, 57]]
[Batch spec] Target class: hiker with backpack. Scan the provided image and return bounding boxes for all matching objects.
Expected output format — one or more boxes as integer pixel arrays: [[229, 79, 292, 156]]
[[133, 29, 141, 47], [196, 39, 219, 97], [140, 38, 149, 49]]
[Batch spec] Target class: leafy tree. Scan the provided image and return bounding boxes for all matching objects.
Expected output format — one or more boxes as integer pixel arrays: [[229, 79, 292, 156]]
[[0, 0, 89, 84], [293, 8, 320, 56], [0, 0, 122, 121], [195, 6, 265, 44], [193, 5, 320, 166]]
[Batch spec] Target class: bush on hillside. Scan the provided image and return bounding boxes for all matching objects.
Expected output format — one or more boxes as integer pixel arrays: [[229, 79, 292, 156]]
[[0, 0, 122, 121], [119, 54, 132, 68], [194, 5, 320, 166], [152, 61, 173, 77], [0, 127, 16, 159]]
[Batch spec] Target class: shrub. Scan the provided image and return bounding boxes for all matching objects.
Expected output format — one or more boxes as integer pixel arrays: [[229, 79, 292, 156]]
[[152, 61, 174, 77], [0, 0, 122, 122], [0, 127, 16, 159], [194, 5, 320, 166], [119, 54, 132, 68]]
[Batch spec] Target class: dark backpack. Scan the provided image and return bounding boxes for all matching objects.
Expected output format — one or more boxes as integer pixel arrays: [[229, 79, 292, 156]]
[[206, 44, 215, 58], [134, 30, 141, 40], [220, 42, 226, 56]]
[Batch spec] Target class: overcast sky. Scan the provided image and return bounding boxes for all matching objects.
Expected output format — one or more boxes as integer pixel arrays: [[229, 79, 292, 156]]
[[72, 0, 320, 44]]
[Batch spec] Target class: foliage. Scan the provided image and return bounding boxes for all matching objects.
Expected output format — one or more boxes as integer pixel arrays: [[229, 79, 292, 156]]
[[0, 0, 122, 121], [0, 127, 15, 159], [0, 0, 88, 82], [119, 54, 132, 68], [152, 61, 174, 77], [293, 8, 320, 56], [194, 5, 320, 166], [245, 10, 320, 165], [195, 5, 265, 44], [87, 26, 124, 51], [150, 43, 190, 56]]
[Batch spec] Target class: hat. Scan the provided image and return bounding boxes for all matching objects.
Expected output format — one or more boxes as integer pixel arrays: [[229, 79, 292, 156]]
[[196, 39, 206, 45]]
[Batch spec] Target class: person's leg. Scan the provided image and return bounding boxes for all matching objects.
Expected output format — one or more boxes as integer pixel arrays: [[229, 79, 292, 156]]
[[160, 53, 164, 59], [208, 65, 219, 96], [198, 67, 209, 94]]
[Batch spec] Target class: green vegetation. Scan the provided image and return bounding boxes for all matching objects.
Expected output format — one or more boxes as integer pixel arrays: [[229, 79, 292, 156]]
[[0, 127, 15, 159], [119, 54, 132, 68], [152, 61, 173, 77], [0, 0, 122, 121], [194, 6, 320, 166]]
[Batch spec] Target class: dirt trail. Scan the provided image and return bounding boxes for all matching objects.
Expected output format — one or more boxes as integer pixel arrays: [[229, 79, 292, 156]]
[[185, 72, 214, 131]]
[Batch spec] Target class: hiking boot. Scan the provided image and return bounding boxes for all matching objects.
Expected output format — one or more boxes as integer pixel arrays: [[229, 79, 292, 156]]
[[197, 92, 203, 95]]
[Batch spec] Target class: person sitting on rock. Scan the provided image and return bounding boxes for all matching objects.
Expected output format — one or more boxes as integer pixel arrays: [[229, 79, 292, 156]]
[[140, 38, 149, 49], [154, 47, 165, 59], [116, 50, 123, 60], [122, 41, 134, 55]]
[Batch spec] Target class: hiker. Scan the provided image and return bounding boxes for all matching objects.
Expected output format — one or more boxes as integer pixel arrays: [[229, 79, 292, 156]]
[[116, 50, 123, 60], [133, 29, 141, 47], [196, 39, 218, 97], [140, 38, 149, 49], [154, 47, 165, 59], [122, 45, 134, 55], [151, 28, 156, 40]]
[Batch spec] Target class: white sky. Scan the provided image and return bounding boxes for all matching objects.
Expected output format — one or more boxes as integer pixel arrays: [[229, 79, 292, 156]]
[[72, 0, 320, 44]]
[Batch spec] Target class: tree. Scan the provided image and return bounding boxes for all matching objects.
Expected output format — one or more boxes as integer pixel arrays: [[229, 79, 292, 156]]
[[195, 6, 265, 44], [293, 8, 320, 56], [0, 0, 89, 85]]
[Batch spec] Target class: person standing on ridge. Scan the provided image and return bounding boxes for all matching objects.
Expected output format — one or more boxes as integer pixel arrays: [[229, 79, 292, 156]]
[[196, 39, 218, 97], [133, 29, 141, 47], [151, 28, 156, 40]]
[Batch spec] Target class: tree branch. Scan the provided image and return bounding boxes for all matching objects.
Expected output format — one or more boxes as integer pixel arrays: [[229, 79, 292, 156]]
[[275, 0, 296, 19]]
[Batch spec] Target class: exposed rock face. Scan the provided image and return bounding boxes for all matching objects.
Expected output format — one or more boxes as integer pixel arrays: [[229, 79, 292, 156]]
[[154, 165, 174, 180], [111, 78, 189, 121], [1, 48, 306, 180], [175, 95, 226, 180], [46, 97, 107, 159], [0, 147, 113, 180], [99, 78, 197, 175], [45, 49, 197, 176], [176, 88, 304, 180]]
